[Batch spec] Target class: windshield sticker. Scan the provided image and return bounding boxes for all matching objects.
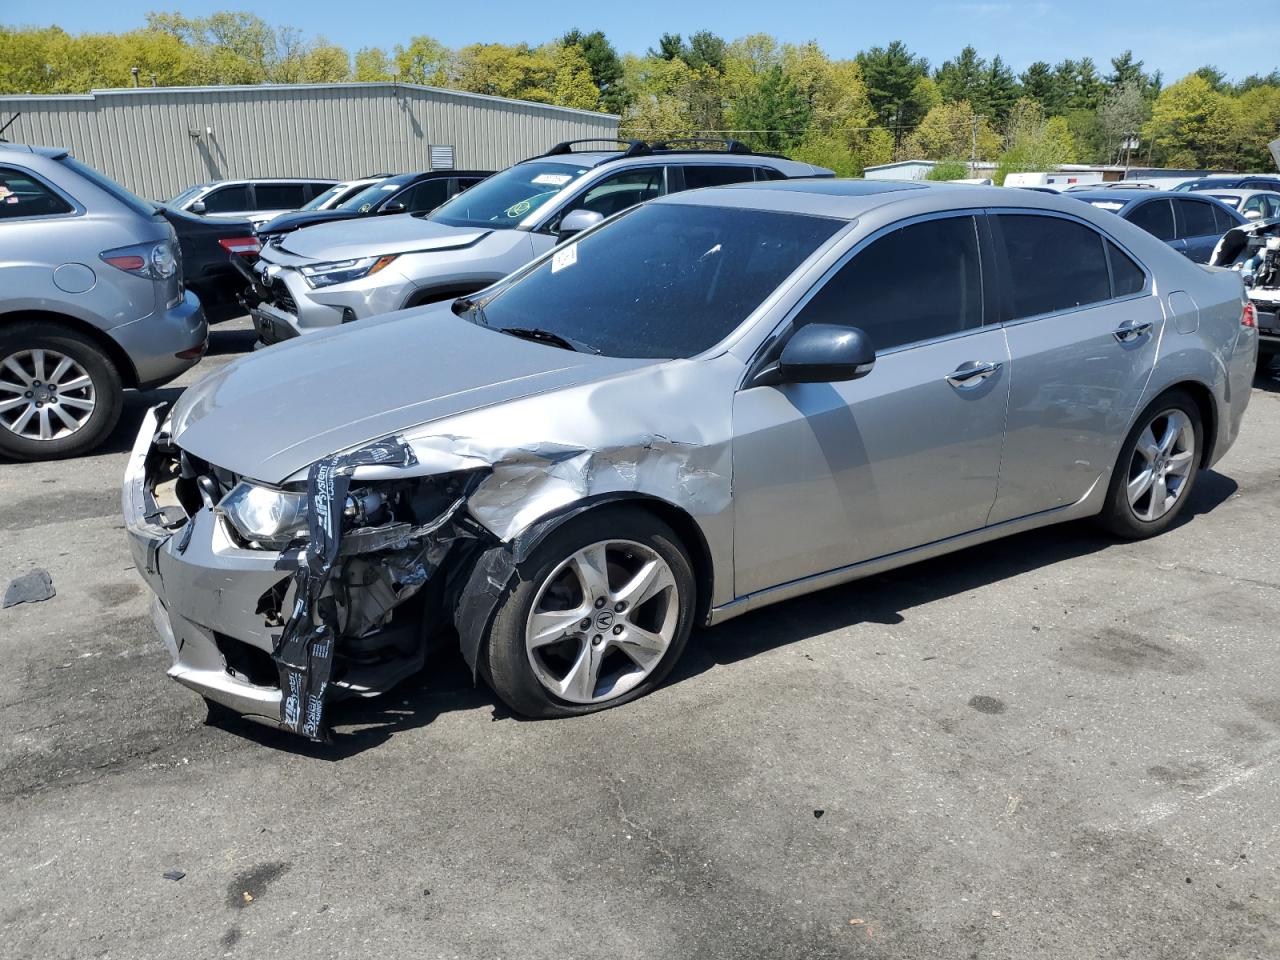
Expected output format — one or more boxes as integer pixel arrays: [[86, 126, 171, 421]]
[[531, 173, 573, 186], [551, 243, 578, 274]]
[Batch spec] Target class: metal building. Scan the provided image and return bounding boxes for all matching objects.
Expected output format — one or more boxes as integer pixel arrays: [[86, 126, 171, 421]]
[[0, 82, 619, 200]]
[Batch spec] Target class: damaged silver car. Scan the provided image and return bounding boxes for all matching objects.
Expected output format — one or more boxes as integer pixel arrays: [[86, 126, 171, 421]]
[[1211, 215, 1280, 369], [124, 180, 1257, 741]]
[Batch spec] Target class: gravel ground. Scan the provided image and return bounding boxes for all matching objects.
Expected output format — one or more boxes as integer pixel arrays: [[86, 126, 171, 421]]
[[3, 319, 1278, 959]]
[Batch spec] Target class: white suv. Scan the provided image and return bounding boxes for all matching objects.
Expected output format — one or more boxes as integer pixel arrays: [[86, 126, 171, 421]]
[[246, 140, 833, 344], [167, 177, 340, 225]]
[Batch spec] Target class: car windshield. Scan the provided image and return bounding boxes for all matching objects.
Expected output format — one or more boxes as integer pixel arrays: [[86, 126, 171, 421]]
[[59, 156, 159, 218], [303, 183, 353, 210], [336, 176, 413, 212], [428, 161, 587, 229], [458, 202, 844, 359], [1210, 194, 1242, 209], [169, 185, 204, 206]]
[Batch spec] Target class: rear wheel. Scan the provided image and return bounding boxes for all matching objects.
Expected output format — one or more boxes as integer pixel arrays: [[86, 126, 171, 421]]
[[481, 508, 697, 718], [0, 322, 123, 461], [1097, 390, 1202, 539]]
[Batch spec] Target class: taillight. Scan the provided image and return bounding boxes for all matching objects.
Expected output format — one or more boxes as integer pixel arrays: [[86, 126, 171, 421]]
[[218, 236, 261, 257], [101, 242, 177, 279], [1243, 302, 1257, 328]]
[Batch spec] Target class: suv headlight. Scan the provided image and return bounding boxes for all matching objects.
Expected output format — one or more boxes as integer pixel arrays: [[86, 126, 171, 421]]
[[220, 481, 309, 548], [299, 255, 398, 289]]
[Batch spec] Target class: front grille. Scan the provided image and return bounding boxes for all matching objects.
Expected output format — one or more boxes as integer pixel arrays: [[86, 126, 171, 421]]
[[271, 280, 297, 315]]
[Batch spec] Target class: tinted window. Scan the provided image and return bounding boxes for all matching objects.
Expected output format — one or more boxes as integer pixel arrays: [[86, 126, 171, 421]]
[[1212, 203, 1239, 233], [1126, 200, 1175, 241], [201, 185, 250, 213], [1243, 180, 1280, 190], [254, 183, 308, 209], [1177, 200, 1218, 238], [682, 165, 756, 189], [464, 203, 842, 359], [997, 214, 1110, 319], [0, 167, 74, 219], [402, 178, 450, 213], [755, 167, 787, 181], [1107, 241, 1145, 297], [302, 183, 350, 210], [794, 216, 982, 352], [57, 155, 155, 218], [572, 167, 665, 218]]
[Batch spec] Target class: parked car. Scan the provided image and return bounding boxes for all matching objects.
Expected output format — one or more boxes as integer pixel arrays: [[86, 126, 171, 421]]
[[0, 144, 206, 460], [1211, 216, 1280, 370], [1072, 189, 1246, 262], [255, 170, 492, 242], [154, 205, 260, 324], [298, 176, 393, 213], [125, 179, 1255, 739], [167, 178, 339, 225], [1197, 189, 1280, 221], [1174, 175, 1280, 192], [244, 139, 833, 345]]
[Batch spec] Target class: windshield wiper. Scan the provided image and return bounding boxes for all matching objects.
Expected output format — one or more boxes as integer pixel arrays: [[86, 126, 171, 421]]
[[498, 326, 599, 354]]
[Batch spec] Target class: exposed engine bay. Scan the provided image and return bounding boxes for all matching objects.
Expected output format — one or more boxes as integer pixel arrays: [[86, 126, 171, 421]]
[[1212, 217, 1280, 322]]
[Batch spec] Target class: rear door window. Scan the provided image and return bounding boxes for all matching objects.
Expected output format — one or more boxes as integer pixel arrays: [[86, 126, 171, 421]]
[[793, 215, 984, 352], [201, 185, 250, 213], [995, 214, 1111, 319], [1175, 199, 1219, 239], [0, 167, 74, 219], [573, 167, 667, 218], [1126, 200, 1175, 241], [681, 165, 757, 190], [253, 183, 308, 210]]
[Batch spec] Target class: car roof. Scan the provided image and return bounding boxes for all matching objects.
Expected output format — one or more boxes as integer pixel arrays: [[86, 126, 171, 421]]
[[1070, 188, 1209, 203], [195, 177, 340, 188]]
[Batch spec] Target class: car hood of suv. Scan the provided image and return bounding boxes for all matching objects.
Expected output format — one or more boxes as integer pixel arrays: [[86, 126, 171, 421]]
[[273, 213, 491, 261], [168, 305, 654, 483]]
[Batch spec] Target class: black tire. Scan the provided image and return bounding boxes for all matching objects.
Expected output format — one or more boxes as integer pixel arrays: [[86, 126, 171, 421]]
[[1097, 389, 1203, 540], [481, 506, 697, 719], [0, 321, 123, 461]]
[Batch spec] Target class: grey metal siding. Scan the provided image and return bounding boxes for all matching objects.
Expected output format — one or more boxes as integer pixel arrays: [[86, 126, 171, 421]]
[[0, 83, 619, 200]]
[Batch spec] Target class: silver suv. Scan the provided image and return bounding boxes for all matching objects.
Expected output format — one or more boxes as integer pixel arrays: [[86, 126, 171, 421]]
[[0, 144, 206, 460], [247, 139, 833, 344]]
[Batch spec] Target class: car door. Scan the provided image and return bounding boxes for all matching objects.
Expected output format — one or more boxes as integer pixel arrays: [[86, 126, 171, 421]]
[[1174, 198, 1226, 262], [732, 212, 1010, 596], [987, 211, 1164, 524], [1125, 198, 1181, 255]]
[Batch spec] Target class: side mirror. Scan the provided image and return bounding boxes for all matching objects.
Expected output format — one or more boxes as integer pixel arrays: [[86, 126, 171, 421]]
[[189, 200, 206, 214], [1244, 209, 1262, 220], [558, 208, 604, 241], [753, 324, 876, 387], [381, 201, 406, 214]]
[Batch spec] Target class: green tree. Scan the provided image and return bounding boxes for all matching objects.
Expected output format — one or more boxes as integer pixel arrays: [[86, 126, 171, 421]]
[[1098, 81, 1150, 163], [904, 100, 999, 160], [393, 35, 451, 85], [857, 41, 932, 146], [936, 46, 985, 106], [981, 55, 1020, 123], [727, 63, 810, 152], [561, 29, 627, 113], [1193, 65, 1229, 93], [686, 31, 727, 73], [353, 47, 393, 82], [1144, 73, 1238, 167], [997, 98, 1075, 182], [1019, 60, 1055, 110]]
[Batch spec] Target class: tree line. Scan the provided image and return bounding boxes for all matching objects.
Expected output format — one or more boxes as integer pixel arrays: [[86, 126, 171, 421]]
[[2, 14, 1278, 177]]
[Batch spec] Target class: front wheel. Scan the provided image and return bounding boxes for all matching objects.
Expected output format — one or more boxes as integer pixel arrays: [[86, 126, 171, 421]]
[[481, 508, 697, 719], [1097, 390, 1202, 540]]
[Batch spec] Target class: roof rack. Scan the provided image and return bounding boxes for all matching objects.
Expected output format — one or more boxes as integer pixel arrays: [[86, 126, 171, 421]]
[[648, 137, 754, 155], [539, 139, 653, 159]]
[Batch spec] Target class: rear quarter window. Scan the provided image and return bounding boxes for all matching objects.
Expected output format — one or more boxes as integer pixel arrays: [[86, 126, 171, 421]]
[[0, 167, 74, 219]]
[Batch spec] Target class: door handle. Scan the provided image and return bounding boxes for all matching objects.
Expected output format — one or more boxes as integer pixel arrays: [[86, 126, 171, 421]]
[[1113, 319, 1153, 342], [946, 360, 1003, 388]]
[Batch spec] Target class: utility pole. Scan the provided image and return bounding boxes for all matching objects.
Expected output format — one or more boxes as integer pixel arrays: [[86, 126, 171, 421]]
[[130, 66, 140, 87]]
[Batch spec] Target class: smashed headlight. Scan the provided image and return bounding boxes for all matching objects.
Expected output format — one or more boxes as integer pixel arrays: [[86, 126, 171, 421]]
[[219, 481, 309, 548], [299, 255, 397, 289]]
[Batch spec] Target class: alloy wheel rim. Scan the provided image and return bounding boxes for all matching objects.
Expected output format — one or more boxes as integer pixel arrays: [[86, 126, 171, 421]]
[[1126, 408, 1194, 522], [525, 539, 678, 705], [0, 349, 97, 442]]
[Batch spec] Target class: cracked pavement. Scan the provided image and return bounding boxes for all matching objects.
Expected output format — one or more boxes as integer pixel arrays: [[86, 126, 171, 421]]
[[3, 318, 1279, 959]]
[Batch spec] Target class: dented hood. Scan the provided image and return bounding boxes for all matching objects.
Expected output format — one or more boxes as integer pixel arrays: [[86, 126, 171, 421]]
[[272, 213, 491, 262], [168, 306, 654, 483]]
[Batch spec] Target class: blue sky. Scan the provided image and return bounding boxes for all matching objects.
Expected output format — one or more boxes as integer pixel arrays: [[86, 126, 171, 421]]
[[8, 0, 1277, 81]]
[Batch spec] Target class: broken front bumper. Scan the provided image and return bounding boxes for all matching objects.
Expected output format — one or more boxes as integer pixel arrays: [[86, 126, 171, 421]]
[[123, 406, 299, 725]]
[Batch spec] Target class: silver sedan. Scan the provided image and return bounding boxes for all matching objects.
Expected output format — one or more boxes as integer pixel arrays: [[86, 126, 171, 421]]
[[124, 179, 1257, 740]]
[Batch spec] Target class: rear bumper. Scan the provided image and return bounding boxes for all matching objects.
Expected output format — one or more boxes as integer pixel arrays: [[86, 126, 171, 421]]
[[1257, 307, 1279, 353], [109, 289, 207, 388]]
